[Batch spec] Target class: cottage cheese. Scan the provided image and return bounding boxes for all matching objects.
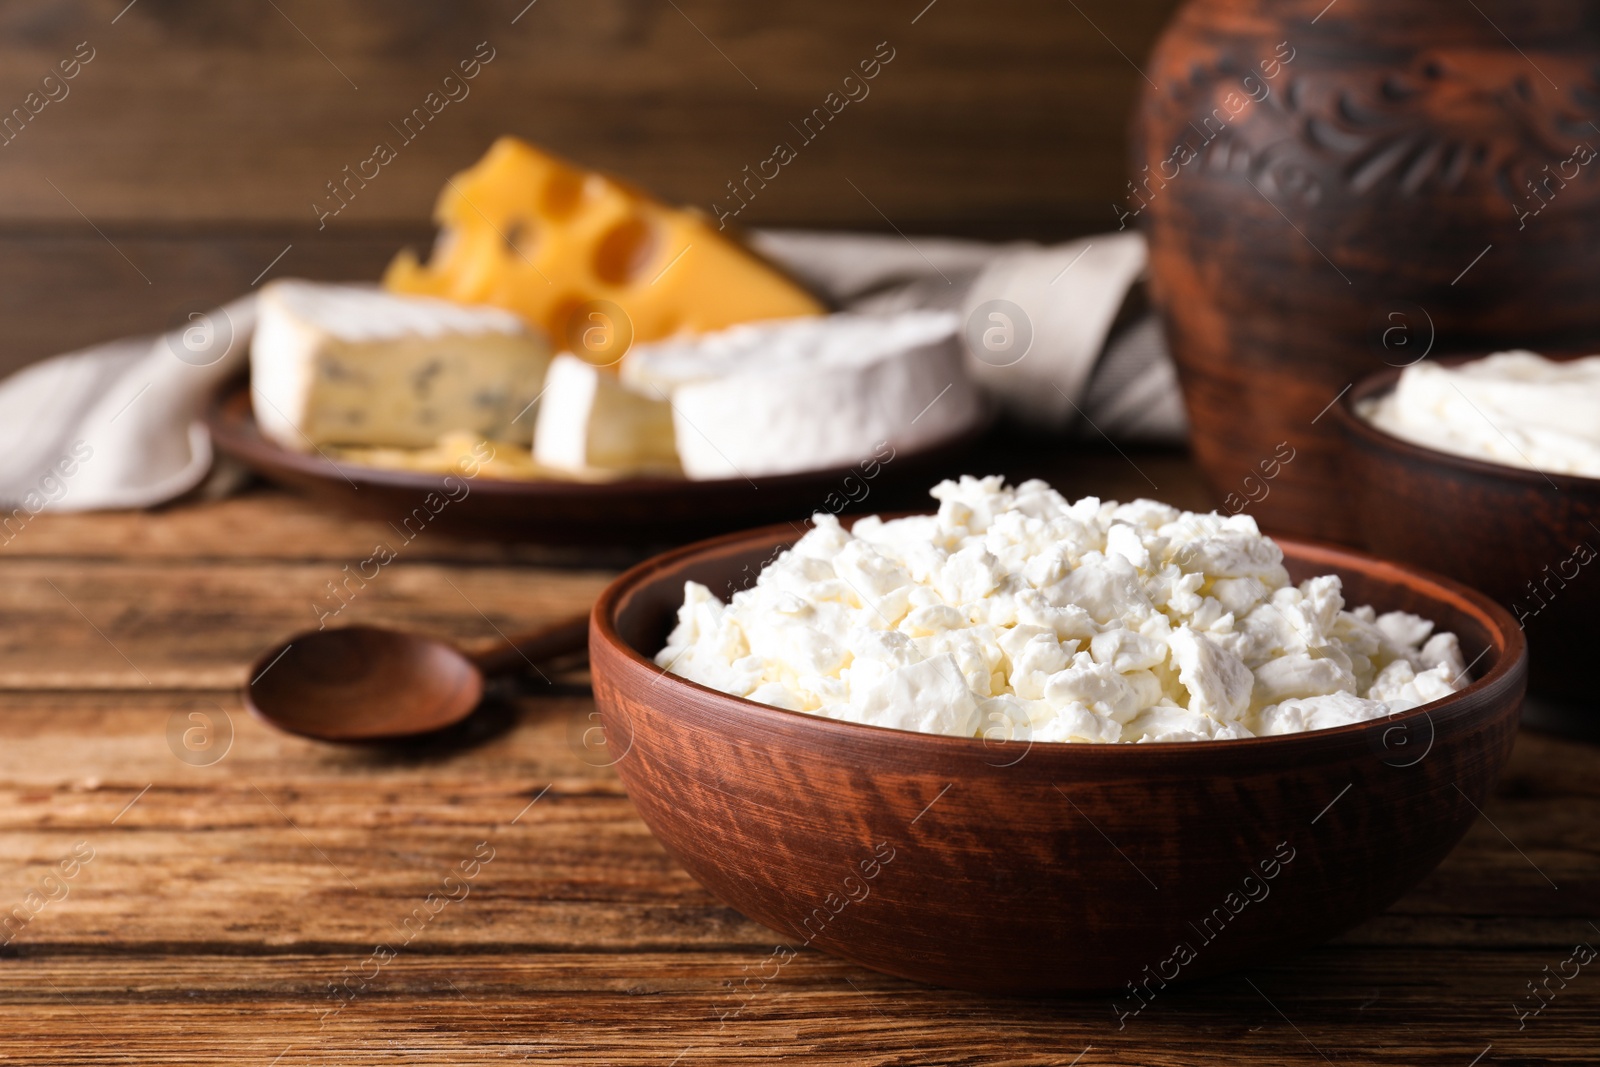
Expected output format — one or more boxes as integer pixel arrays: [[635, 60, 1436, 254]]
[[655, 476, 1468, 743], [1360, 351, 1600, 478]]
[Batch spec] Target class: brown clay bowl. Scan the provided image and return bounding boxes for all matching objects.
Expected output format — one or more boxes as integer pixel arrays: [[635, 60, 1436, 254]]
[[1334, 366, 1600, 726], [1136, 0, 1600, 545], [589, 519, 1526, 994]]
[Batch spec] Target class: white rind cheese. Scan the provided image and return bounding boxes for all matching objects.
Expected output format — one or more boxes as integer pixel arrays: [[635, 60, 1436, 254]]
[[621, 312, 983, 479], [656, 476, 1469, 743], [251, 280, 550, 451], [531, 354, 679, 477]]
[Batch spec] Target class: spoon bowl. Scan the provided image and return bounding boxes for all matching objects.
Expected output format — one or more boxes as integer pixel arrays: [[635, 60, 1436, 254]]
[[245, 615, 589, 741]]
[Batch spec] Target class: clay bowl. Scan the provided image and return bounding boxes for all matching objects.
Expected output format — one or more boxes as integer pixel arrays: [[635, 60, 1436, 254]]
[[1334, 366, 1600, 729], [1136, 0, 1600, 545], [589, 519, 1526, 994]]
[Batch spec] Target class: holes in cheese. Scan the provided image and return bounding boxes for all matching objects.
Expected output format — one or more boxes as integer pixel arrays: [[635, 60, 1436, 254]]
[[383, 137, 824, 364], [502, 219, 535, 260], [593, 216, 659, 287]]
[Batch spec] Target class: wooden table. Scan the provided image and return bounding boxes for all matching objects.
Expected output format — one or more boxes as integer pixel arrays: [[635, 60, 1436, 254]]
[[1, 456, 1594, 1065]]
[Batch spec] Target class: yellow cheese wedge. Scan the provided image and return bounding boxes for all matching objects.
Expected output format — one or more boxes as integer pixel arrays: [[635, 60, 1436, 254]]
[[384, 137, 824, 364]]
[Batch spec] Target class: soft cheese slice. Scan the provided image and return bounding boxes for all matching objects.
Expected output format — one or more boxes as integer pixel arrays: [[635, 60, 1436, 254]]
[[383, 137, 824, 357], [532, 354, 679, 477], [621, 311, 984, 479], [251, 280, 550, 451]]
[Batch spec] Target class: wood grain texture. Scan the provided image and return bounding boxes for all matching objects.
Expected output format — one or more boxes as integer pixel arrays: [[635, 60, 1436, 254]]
[[0, 0, 1176, 226], [0, 0, 1184, 375], [0, 474, 1594, 1063], [0, 226, 430, 378], [0, 556, 609, 689]]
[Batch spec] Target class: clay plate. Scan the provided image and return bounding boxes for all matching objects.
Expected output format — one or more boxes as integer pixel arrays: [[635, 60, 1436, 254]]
[[205, 379, 992, 545]]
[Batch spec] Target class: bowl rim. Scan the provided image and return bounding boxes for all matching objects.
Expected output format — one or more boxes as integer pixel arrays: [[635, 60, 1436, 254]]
[[1334, 358, 1600, 492], [590, 512, 1527, 757]]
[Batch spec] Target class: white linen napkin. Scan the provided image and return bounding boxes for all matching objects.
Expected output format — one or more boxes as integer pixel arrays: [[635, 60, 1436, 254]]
[[752, 229, 1185, 437], [0, 232, 1182, 513], [0, 296, 257, 514]]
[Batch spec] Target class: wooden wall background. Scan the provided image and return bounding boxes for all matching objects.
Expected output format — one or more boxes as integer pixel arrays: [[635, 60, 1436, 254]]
[[0, 0, 1181, 376]]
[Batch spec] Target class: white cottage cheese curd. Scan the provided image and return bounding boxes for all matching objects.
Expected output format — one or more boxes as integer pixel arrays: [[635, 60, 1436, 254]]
[[1360, 351, 1600, 478], [655, 477, 1469, 743]]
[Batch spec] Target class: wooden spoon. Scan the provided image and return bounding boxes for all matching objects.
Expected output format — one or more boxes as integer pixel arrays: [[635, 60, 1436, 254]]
[[243, 614, 590, 741]]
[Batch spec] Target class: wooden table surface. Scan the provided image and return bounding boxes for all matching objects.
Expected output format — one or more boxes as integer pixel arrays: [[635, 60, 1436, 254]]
[[1, 453, 1595, 1066]]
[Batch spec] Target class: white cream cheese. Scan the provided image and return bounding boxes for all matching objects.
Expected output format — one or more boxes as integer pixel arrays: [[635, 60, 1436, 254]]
[[1360, 351, 1600, 478], [655, 476, 1468, 743]]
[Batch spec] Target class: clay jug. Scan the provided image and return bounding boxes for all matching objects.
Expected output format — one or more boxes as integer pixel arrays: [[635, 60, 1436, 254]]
[[1134, 0, 1600, 542]]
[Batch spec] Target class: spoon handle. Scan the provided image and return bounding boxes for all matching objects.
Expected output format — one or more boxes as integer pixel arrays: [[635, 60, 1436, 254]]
[[465, 613, 591, 678]]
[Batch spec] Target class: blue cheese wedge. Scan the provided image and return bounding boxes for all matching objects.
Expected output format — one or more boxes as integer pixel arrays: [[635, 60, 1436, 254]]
[[532, 354, 680, 477], [251, 280, 550, 451]]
